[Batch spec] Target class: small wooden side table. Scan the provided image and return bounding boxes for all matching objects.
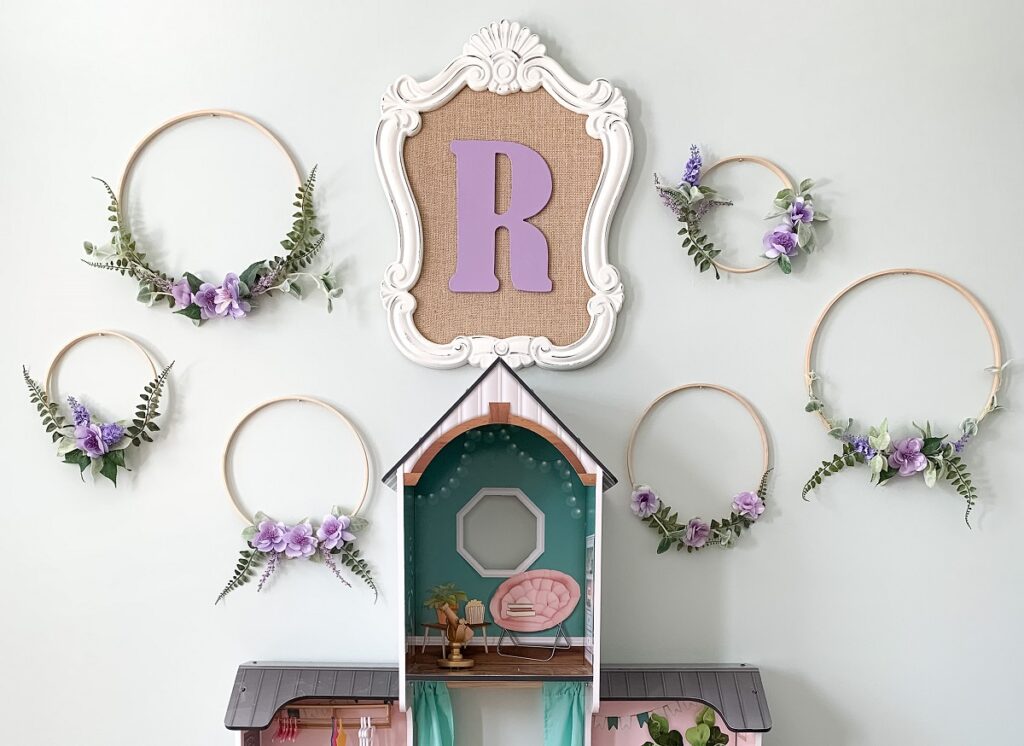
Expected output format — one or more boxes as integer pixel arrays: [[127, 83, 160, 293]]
[[421, 621, 490, 655]]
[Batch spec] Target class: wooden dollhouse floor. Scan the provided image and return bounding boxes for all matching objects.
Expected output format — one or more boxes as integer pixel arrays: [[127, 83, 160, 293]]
[[406, 647, 592, 681]]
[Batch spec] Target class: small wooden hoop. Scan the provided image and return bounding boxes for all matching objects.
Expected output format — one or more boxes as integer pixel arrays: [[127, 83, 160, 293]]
[[805, 268, 1003, 429], [222, 396, 371, 524], [45, 330, 158, 403], [117, 109, 303, 208], [702, 155, 794, 275], [626, 383, 770, 487]]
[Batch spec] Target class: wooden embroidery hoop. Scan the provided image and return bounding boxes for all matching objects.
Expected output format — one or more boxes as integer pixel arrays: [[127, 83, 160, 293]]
[[222, 396, 371, 524], [44, 330, 158, 402], [701, 155, 794, 275], [804, 268, 1004, 430], [626, 383, 770, 488], [117, 109, 303, 209]]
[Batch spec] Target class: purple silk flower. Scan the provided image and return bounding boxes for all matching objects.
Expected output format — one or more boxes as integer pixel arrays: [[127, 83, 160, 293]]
[[75, 423, 109, 458], [170, 279, 193, 309], [731, 491, 765, 520], [252, 520, 288, 554], [194, 283, 219, 320], [316, 514, 356, 551], [630, 486, 660, 518], [683, 518, 711, 548], [763, 222, 800, 258], [284, 523, 318, 559], [789, 197, 814, 224], [888, 437, 928, 476], [214, 273, 251, 319]]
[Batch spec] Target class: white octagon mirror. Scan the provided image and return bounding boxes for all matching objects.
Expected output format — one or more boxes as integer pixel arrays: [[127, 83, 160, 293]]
[[456, 487, 545, 577]]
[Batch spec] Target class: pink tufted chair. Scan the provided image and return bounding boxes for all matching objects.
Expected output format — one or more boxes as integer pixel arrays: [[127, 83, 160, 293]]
[[489, 569, 580, 660]]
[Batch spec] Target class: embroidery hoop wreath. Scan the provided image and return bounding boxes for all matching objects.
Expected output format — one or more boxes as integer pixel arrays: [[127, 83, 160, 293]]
[[656, 152, 829, 278], [803, 268, 1005, 525], [627, 384, 772, 554], [216, 396, 377, 604], [82, 109, 341, 326], [22, 330, 173, 485]]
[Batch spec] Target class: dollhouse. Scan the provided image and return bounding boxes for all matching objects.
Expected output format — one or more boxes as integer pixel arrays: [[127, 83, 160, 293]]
[[224, 361, 772, 744]]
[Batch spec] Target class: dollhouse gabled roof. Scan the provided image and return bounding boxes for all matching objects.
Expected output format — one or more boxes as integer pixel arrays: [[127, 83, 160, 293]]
[[600, 665, 772, 733], [382, 358, 617, 491], [224, 662, 399, 730]]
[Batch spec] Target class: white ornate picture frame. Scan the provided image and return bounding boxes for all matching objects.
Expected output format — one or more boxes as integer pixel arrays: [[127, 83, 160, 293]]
[[375, 19, 632, 370]]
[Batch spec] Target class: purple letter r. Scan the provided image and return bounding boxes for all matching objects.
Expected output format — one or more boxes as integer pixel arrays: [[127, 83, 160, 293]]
[[448, 140, 553, 293]]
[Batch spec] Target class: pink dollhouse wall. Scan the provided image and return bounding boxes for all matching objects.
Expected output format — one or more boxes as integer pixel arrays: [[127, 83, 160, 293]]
[[592, 701, 759, 746], [258, 703, 407, 746]]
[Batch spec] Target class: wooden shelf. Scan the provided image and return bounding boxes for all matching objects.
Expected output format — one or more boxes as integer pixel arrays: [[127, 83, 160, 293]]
[[406, 648, 592, 682]]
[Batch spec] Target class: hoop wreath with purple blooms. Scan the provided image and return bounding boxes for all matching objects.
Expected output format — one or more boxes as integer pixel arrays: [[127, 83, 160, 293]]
[[802, 268, 1005, 526], [81, 110, 341, 326], [215, 396, 377, 604], [655, 146, 829, 278], [627, 384, 772, 554], [22, 330, 173, 486]]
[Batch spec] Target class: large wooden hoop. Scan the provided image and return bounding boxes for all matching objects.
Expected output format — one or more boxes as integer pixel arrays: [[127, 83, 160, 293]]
[[626, 383, 770, 487], [222, 396, 371, 524], [45, 330, 158, 402], [702, 155, 795, 275], [805, 268, 1003, 429], [117, 109, 302, 208]]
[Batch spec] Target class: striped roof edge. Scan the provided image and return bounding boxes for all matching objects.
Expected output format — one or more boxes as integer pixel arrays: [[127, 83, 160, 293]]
[[381, 358, 617, 491], [600, 665, 771, 733], [224, 663, 399, 730]]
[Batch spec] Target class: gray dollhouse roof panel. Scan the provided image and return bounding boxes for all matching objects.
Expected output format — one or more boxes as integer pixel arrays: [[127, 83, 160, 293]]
[[600, 665, 771, 733], [224, 662, 399, 730], [382, 358, 617, 491]]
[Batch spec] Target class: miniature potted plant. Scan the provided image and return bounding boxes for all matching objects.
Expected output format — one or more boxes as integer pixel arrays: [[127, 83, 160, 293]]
[[424, 583, 468, 624]]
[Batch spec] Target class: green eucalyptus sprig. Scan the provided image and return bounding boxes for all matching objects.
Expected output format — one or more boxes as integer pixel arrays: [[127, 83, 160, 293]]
[[216, 507, 377, 604], [22, 362, 173, 485], [82, 167, 342, 325]]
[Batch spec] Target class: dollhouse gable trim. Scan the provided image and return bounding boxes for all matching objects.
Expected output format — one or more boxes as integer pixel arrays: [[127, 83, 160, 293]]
[[382, 358, 617, 490]]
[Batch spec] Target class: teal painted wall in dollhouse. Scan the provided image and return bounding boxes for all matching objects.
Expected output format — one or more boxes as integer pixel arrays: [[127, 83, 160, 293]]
[[408, 424, 594, 637]]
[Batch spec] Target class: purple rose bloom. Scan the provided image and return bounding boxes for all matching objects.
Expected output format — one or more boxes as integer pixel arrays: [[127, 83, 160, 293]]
[[214, 273, 251, 319], [100, 422, 125, 447], [683, 518, 711, 548], [732, 491, 765, 520], [75, 422, 109, 458], [630, 486, 660, 518], [194, 283, 219, 320], [789, 196, 814, 224], [252, 520, 287, 554], [283, 522, 318, 559], [763, 222, 800, 258], [888, 437, 928, 476], [316, 514, 356, 550], [170, 278, 193, 309], [67, 396, 91, 427]]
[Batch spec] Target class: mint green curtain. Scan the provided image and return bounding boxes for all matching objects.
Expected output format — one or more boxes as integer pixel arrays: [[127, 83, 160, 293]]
[[543, 682, 585, 746], [413, 681, 455, 746]]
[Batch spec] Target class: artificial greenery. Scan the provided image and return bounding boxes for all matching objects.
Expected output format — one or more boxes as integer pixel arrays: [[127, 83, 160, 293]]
[[215, 508, 377, 604], [654, 175, 730, 280], [636, 470, 770, 554], [644, 708, 729, 746], [761, 178, 829, 274], [82, 167, 341, 324], [423, 583, 468, 611], [803, 370, 1003, 525], [23, 362, 173, 485]]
